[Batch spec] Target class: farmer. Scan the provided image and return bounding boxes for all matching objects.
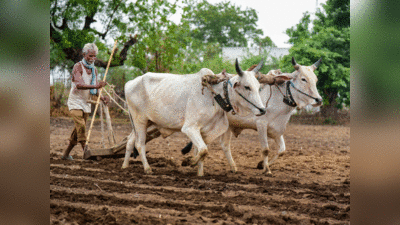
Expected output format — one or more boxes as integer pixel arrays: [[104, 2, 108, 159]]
[[61, 43, 110, 160]]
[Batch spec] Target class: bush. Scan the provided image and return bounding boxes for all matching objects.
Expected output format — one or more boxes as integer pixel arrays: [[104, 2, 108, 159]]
[[240, 51, 280, 73]]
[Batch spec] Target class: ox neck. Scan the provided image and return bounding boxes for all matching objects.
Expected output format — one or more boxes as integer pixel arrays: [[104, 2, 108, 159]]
[[208, 79, 235, 113], [267, 82, 297, 114]]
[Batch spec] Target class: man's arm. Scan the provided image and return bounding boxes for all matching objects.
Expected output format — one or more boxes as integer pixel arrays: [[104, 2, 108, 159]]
[[73, 63, 106, 90]]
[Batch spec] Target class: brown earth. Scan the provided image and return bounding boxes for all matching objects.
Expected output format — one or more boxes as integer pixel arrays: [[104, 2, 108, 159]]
[[50, 117, 350, 225]]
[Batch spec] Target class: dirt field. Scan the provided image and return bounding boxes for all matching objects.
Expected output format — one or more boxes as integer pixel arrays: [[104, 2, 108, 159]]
[[50, 117, 350, 225]]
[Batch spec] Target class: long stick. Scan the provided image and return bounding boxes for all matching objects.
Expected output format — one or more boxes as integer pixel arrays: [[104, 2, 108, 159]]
[[84, 40, 118, 152]]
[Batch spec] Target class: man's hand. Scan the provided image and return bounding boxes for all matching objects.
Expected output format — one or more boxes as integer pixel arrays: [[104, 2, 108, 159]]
[[96, 81, 107, 89], [100, 96, 110, 105]]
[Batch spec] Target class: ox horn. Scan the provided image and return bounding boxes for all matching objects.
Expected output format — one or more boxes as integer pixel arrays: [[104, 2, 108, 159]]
[[235, 58, 244, 76], [252, 58, 265, 74], [312, 58, 322, 70], [292, 57, 300, 70]]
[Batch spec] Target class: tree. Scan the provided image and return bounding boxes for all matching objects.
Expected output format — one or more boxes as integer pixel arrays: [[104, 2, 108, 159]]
[[51, 0, 194, 84], [253, 36, 276, 48], [282, 0, 350, 118], [50, 0, 143, 70], [186, 0, 263, 47]]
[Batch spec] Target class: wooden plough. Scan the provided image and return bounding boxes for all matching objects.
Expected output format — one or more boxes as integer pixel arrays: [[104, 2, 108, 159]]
[[83, 125, 162, 160]]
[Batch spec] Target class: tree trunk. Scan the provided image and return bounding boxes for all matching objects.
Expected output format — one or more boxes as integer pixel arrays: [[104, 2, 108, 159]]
[[320, 91, 339, 120]]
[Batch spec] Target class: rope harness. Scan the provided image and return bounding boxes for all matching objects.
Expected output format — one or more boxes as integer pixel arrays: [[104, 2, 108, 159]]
[[201, 74, 266, 114], [275, 80, 320, 107]]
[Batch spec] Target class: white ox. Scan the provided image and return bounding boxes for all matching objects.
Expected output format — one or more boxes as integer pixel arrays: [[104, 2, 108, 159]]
[[182, 57, 323, 174], [122, 59, 267, 176]]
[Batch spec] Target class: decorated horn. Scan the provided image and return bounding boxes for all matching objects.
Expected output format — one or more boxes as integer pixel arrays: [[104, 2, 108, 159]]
[[252, 58, 265, 74], [313, 58, 322, 68], [235, 58, 243, 76], [292, 57, 300, 70]]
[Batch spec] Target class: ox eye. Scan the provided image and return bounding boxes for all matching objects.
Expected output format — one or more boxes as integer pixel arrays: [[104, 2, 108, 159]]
[[244, 86, 251, 91], [301, 78, 307, 82]]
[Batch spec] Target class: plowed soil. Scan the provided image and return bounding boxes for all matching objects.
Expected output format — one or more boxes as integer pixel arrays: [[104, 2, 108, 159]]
[[50, 117, 350, 224]]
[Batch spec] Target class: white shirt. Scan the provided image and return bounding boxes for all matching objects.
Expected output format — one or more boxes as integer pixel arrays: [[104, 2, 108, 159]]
[[67, 62, 97, 113]]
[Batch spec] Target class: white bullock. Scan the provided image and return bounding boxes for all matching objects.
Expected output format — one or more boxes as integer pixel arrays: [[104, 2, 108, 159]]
[[182, 57, 323, 174], [122, 59, 267, 176]]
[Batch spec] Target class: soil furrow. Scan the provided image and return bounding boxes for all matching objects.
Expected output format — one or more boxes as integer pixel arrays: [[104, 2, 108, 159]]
[[51, 175, 349, 222], [51, 185, 347, 224], [51, 199, 213, 225], [50, 164, 350, 205], [50, 118, 350, 224]]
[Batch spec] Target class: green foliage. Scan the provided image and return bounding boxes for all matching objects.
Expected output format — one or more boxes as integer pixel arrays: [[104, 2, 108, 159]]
[[323, 116, 337, 125], [53, 82, 68, 105], [283, 0, 350, 111], [104, 66, 142, 94], [171, 54, 235, 75], [314, 0, 350, 30], [186, 0, 263, 47], [240, 51, 280, 74], [285, 12, 312, 46], [253, 36, 276, 48]]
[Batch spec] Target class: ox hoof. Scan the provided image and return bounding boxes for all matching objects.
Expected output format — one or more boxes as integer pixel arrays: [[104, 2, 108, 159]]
[[144, 168, 153, 174], [262, 167, 272, 175], [121, 164, 129, 169], [191, 150, 208, 166], [231, 167, 238, 173]]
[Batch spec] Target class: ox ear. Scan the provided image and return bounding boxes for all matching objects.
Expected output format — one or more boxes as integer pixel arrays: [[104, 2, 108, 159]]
[[235, 58, 244, 77], [291, 57, 300, 70], [233, 82, 240, 89], [221, 69, 227, 76], [311, 58, 322, 71]]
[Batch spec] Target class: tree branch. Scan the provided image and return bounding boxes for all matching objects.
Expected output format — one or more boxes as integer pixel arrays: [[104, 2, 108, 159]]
[[100, 0, 124, 39], [83, 16, 96, 30], [52, 0, 70, 31], [94, 34, 138, 69]]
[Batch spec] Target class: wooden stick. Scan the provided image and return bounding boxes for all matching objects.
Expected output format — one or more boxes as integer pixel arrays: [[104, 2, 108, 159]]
[[103, 104, 116, 147], [84, 40, 118, 152]]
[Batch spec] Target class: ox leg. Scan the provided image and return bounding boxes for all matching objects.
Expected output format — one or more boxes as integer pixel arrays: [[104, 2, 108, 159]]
[[268, 135, 286, 166], [181, 126, 208, 168], [220, 129, 237, 173], [257, 123, 272, 174], [122, 131, 135, 169], [135, 122, 152, 174], [193, 146, 204, 176]]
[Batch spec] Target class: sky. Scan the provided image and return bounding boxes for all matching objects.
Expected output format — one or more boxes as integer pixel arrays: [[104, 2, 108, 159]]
[[170, 0, 327, 48]]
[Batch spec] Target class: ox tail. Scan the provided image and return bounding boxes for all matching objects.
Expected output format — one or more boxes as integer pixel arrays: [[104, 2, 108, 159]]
[[127, 107, 140, 159], [181, 142, 193, 155]]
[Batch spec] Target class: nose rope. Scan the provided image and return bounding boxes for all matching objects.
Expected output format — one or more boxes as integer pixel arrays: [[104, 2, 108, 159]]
[[227, 80, 265, 113], [289, 81, 320, 101], [275, 81, 320, 107]]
